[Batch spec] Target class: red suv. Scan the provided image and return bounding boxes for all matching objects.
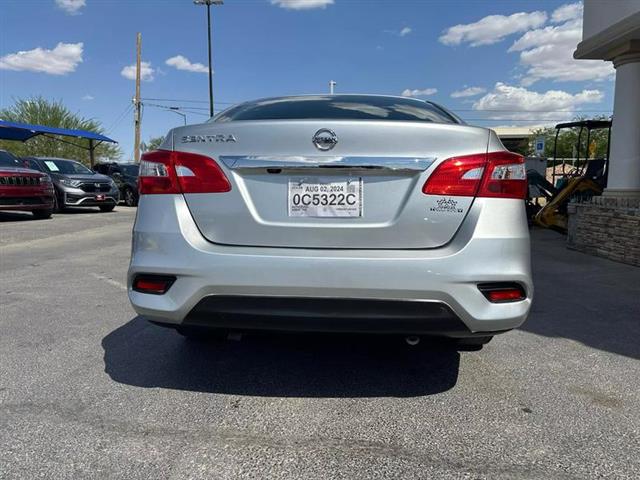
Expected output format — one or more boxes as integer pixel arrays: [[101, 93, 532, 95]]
[[0, 150, 55, 219]]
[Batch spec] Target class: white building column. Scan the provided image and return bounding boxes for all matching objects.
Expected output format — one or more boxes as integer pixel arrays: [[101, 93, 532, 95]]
[[606, 52, 640, 197]]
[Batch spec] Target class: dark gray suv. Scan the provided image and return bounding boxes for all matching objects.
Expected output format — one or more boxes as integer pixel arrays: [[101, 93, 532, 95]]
[[24, 157, 119, 212]]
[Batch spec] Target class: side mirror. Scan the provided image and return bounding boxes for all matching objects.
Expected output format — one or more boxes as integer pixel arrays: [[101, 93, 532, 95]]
[[112, 172, 122, 179]]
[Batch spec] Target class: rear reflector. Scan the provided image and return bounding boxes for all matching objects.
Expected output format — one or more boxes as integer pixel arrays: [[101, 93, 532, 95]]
[[478, 283, 526, 303], [139, 150, 231, 195], [423, 151, 526, 199], [132, 275, 176, 295]]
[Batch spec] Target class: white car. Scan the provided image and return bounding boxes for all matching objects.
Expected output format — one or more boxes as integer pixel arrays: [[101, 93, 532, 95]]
[[128, 95, 532, 348]]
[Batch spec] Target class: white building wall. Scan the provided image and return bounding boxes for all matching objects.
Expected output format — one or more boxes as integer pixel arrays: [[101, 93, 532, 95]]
[[583, 0, 640, 40]]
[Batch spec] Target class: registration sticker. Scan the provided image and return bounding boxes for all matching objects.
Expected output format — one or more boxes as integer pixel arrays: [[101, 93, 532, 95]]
[[288, 177, 363, 217]]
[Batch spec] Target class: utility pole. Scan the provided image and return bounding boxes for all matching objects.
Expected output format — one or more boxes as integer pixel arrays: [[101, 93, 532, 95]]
[[329, 80, 337, 95], [133, 32, 142, 163]]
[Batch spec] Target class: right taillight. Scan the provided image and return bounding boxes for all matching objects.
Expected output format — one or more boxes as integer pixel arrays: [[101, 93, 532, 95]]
[[139, 149, 231, 195], [423, 151, 526, 199]]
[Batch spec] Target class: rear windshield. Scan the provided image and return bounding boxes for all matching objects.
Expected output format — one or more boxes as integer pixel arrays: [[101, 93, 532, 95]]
[[214, 95, 459, 124], [0, 150, 21, 168], [121, 165, 139, 176]]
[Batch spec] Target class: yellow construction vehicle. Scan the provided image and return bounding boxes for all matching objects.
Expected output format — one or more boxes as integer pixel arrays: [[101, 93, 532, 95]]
[[528, 120, 611, 232]]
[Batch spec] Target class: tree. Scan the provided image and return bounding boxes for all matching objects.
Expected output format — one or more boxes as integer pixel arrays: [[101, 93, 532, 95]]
[[140, 136, 165, 152], [529, 115, 611, 160], [0, 97, 121, 165]]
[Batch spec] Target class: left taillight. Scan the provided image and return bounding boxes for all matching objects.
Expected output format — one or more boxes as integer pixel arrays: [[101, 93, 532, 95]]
[[139, 149, 231, 195]]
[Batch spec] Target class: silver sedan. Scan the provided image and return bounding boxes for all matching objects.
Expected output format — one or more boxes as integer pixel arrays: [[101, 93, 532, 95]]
[[128, 95, 532, 349]]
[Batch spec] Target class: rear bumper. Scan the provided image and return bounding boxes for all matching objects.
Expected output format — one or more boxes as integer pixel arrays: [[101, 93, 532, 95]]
[[128, 195, 533, 335], [165, 296, 508, 337]]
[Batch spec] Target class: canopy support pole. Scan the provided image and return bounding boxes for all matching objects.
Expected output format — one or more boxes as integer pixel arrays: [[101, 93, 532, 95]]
[[89, 139, 95, 169]]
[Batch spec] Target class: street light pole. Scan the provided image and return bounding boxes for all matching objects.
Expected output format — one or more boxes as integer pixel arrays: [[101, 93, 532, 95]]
[[168, 107, 187, 126], [194, 0, 223, 118], [206, 2, 213, 117]]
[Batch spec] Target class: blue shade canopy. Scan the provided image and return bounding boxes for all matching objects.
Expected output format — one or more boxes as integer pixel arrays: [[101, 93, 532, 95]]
[[0, 120, 117, 143]]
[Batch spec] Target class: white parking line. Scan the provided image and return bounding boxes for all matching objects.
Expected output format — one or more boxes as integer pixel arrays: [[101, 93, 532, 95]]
[[90, 272, 128, 291]]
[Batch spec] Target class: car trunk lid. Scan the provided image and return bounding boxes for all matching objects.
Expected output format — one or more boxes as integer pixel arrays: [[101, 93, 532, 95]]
[[175, 120, 490, 249]]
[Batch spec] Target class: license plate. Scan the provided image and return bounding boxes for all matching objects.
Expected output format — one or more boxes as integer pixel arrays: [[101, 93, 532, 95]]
[[96, 194, 105, 201], [288, 177, 363, 217]]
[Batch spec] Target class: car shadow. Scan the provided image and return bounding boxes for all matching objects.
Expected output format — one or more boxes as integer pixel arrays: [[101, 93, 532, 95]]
[[102, 316, 460, 398], [522, 228, 640, 360], [57, 207, 111, 214], [0, 211, 41, 222], [0, 210, 51, 223]]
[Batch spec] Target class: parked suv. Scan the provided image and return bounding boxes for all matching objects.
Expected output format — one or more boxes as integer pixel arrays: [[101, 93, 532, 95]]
[[0, 150, 55, 219], [24, 157, 119, 212], [128, 95, 532, 348], [94, 162, 139, 206]]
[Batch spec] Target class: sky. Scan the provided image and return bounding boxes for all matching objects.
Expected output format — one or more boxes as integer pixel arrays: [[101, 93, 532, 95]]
[[0, 0, 616, 160]]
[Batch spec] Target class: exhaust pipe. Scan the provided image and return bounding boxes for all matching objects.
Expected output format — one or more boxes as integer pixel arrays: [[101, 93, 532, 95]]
[[405, 335, 420, 346]]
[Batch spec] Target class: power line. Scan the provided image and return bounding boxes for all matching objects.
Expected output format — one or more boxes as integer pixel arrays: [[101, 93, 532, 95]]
[[106, 103, 133, 135], [143, 102, 212, 119], [141, 97, 236, 105], [141, 98, 612, 114]]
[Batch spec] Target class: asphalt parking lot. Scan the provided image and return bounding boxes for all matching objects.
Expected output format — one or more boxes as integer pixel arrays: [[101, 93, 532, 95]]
[[1, 208, 639, 479]]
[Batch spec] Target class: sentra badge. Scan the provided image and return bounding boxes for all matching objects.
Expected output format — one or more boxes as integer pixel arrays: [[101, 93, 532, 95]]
[[181, 134, 237, 143]]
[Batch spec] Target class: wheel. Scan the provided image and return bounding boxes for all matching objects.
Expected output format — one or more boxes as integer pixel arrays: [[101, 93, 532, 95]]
[[53, 194, 66, 213], [123, 188, 138, 207], [99, 204, 116, 212], [32, 209, 53, 219], [176, 325, 229, 342], [455, 336, 493, 351]]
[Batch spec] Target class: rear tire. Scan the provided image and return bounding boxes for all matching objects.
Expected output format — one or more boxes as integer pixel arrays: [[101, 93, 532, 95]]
[[455, 336, 493, 351], [99, 204, 116, 212], [32, 209, 53, 219], [123, 187, 138, 207], [176, 325, 229, 342]]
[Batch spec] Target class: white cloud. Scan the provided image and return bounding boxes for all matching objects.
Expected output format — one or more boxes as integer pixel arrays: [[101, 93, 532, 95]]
[[55, 0, 86, 15], [439, 2, 614, 86], [451, 86, 486, 98], [551, 2, 583, 23], [0, 42, 83, 75], [401, 88, 438, 97], [509, 13, 614, 85], [165, 55, 208, 73], [82, 94, 94, 101], [120, 61, 155, 82], [439, 11, 547, 47], [385, 27, 413, 37], [271, 0, 334, 10], [473, 82, 603, 120]]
